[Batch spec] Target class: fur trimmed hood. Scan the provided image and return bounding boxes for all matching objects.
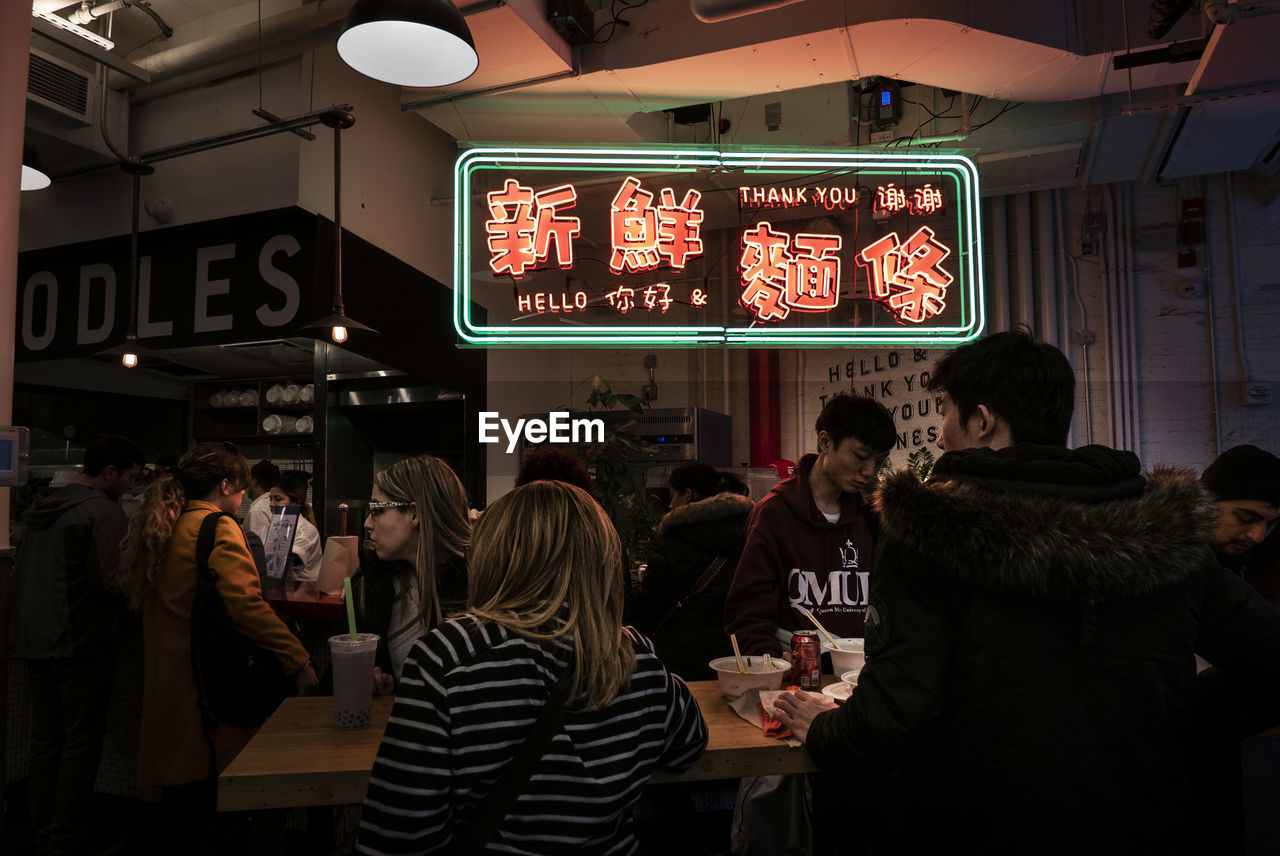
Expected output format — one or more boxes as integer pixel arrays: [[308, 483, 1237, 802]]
[[874, 445, 1220, 603], [658, 491, 755, 536]]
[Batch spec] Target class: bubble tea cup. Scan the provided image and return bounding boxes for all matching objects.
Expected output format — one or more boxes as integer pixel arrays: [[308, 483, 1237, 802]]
[[329, 633, 379, 729]]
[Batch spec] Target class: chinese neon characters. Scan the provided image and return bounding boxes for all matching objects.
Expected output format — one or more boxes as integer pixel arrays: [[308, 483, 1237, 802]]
[[610, 177, 704, 274], [485, 174, 953, 325], [872, 183, 946, 217], [739, 223, 843, 321], [486, 179, 581, 278], [857, 226, 953, 324]]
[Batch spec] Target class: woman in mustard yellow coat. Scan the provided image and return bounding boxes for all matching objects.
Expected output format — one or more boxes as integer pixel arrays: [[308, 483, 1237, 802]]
[[118, 443, 317, 849]]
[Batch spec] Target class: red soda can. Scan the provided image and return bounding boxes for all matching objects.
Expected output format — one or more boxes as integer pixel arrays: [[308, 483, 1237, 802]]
[[790, 630, 822, 690]]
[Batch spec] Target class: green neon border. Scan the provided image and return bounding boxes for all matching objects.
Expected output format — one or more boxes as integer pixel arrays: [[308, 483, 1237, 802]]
[[453, 145, 985, 347]]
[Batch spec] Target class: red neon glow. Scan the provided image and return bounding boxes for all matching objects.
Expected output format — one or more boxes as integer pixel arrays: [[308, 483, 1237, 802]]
[[739, 222, 792, 321], [610, 177, 705, 274], [691, 288, 708, 307], [605, 285, 637, 313], [486, 179, 581, 278], [657, 187, 704, 269], [739, 222, 844, 322], [857, 226, 953, 324], [642, 283, 674, 313], [738, 185, 859, 212], [517, 290, 589, 314], [785, 233, 842, 312], [873, 183, 908, 217], [911, 184, 945, 215]]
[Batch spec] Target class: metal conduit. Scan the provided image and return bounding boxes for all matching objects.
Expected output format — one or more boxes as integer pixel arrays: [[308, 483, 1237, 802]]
[[1061, 193, 1094, 446], [990, 197, 1010, 332], [1036, 191, 1059, 349], [1122, 184, 1142, 457], [1201, 176, 1223, 454], [1015, 193, 1035, 331], [1224, 173, 1253, 381], [1118, 185, 1136, 453], [1104, 184, 1123, 449]]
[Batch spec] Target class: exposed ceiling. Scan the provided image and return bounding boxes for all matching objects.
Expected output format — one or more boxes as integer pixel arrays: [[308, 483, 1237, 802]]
[[20, 0, 1280, 380], [26, 0, 1280, 179]]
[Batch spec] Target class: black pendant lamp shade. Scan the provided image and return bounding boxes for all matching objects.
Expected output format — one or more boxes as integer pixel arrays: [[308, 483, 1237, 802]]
[[338, 0, 479, 87], [22, 143, 51, 191]]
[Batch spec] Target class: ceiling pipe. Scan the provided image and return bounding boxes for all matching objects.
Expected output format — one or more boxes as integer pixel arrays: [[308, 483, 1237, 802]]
[[691, 0, 808, 24], [69, 1, 127, 24], [1203, 0, 1280, 25], [402, 67, 581, 111], [111, 0, 357, 89]]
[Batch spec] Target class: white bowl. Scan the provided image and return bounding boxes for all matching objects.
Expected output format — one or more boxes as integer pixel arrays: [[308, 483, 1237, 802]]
[[822, 681, 853, 701], [840, 668, 863, 686], [821, 637, 866, 676], [709, 655, 791, 699]]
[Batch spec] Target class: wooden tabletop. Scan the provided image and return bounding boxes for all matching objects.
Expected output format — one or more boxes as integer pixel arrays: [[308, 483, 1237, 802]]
[[219, 695, 395, 811], [652, 681, 817, 784], [218, 680, 816, 811]]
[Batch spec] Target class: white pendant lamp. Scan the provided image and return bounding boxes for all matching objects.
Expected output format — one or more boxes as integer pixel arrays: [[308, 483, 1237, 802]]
[[338, 0, 479, 87], [22, 144, 51, 191]]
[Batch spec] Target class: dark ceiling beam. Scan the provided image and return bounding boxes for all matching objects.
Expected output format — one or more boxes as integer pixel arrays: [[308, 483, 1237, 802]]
[[30, 16, 151, 83], [1113, 37, 1209, 70]]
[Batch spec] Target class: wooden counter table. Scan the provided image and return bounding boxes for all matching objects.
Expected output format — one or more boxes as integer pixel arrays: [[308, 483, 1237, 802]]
[[218, 681, 817, 811]]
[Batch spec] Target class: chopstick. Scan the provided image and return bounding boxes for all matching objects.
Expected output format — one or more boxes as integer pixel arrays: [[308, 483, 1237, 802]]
[[730, 633, 747, 674], [799, 607, 840, 648]]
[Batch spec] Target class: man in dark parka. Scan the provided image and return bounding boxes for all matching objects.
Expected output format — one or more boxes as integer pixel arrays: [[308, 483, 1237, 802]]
[[774, 331, 1280, 855]]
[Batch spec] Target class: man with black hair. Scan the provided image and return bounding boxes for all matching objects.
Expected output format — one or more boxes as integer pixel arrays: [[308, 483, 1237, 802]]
[[11, 433, 144, 856], [241, 458, 280, 537], [774, 330, 1280, 853], [724, 393, 897, 657]]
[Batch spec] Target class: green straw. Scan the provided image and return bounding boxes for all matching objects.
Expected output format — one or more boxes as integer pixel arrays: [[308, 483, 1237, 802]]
[[344, 576, 357, 640]]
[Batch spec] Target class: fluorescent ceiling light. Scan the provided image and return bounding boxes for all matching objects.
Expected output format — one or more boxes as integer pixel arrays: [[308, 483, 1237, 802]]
[[338, 0, 478, 87], [32, 8, 115, 51]]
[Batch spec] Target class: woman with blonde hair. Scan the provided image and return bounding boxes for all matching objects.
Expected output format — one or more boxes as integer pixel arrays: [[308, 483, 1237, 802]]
[[354, 454, 471, 692], [358, 480, 707, 855], [117, 443, 316, 849]]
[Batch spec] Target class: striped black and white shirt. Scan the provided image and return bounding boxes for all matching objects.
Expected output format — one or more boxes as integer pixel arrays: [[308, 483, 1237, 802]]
[[357, 618, 708, 855]]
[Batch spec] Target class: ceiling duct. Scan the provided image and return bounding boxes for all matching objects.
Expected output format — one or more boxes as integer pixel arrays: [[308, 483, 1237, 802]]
[[27, 47, 95, 126]]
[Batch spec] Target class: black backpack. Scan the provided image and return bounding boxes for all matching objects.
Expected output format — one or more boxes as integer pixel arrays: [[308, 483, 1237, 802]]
[[188, 511, 292, 740]]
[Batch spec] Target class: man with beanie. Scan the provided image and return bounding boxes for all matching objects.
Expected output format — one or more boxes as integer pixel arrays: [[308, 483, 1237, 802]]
[[1201, 444, 1280, 571], [1193, 445, 1280, 854]]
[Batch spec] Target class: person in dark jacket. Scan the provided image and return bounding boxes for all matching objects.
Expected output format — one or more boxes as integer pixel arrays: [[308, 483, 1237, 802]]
[[774, 330, 1280, 854], [724, 394, 896, 656], [10, 433, 144, 856], [627, 461, 754, 680]]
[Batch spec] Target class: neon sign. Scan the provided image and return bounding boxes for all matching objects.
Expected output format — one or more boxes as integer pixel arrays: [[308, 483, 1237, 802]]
[[858, 227, 954, 324], [486, 179, 580, 278], [739, 223, 843, 321], [739, 185, 861, 212], [454, 146, 983, 346], [872, 183, 947, 218]]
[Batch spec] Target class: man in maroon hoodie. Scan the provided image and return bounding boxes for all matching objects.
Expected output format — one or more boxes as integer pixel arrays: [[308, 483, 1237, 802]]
[[724, 394, 897, 656]]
